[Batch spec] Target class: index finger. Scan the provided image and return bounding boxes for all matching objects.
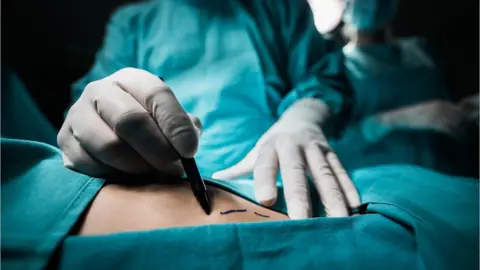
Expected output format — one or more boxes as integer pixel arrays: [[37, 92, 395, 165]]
[[106, 68, 198, 158]]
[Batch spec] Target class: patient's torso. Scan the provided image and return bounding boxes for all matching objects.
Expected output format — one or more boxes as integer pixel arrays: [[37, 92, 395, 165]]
[[78, 182, 288, 236]]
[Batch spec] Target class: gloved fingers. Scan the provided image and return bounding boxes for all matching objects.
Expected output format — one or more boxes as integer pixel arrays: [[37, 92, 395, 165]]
[[67, 102, 155, 174], [325, 151, 361, 210], [105, 68, 198, 158], [187, 113, 203, 137], [58, 124, 116, 177], [154, 159, 185, 177], [277, 138, 311, 219], [305, 144, 349, 217], [85, 81, 183, 175], [212, 146, 258, 179], [253, 142, 278, 206]]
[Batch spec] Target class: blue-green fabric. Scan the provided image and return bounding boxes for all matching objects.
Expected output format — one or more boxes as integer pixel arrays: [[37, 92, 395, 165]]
[[1, 138, 104, 270], [57, 165, 479, 270], [2, 138, 478, 269], [1, 67, 58, 146], [71, 0, 345, 176]]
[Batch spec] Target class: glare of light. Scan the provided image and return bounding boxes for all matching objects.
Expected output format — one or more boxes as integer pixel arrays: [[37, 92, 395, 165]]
[[307, 0, 344, 34]]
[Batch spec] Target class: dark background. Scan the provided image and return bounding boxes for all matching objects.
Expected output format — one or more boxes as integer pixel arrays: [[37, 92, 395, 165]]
[[2, 0, 479, 128]]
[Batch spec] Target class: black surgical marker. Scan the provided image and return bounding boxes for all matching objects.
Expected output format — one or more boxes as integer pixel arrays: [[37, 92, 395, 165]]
[[180, 157, 211, 215]]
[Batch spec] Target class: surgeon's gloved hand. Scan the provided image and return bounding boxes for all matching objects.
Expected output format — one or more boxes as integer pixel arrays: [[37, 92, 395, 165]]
[[362, 99, 476, 142], [58, 68, 202, 177], [213, 98, 361, 219]]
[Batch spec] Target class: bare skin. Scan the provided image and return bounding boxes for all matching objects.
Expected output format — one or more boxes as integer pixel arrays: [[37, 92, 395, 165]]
[[78, 182, 288, 236]]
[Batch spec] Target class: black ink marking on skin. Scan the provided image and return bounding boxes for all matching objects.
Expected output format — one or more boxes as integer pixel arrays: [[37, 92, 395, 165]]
[[254, 212, 270, 218], [220, 209, 247, 215]]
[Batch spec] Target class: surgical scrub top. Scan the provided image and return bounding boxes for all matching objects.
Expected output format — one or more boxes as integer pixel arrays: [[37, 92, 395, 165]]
[[2, 138, 479, 270], [71, 0, 346, 176]]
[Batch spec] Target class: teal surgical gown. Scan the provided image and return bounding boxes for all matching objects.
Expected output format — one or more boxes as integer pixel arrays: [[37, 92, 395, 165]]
[[71, 0, 345, 176], [2, 137, 479, 270]]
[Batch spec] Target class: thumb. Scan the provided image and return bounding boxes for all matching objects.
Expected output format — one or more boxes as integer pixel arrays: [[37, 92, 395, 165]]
[[212, 146, 258, 179]]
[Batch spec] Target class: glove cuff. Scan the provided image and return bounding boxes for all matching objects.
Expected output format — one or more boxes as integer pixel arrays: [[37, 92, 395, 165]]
[[279, 98, 331, 126]]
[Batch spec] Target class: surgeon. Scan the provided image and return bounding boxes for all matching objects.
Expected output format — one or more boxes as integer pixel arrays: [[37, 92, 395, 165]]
[[58, 0, 360, 219]]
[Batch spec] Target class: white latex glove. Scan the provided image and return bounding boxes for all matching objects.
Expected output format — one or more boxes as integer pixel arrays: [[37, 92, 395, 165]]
[[361, 99, 477, 143], [213, 98, 361, 219], [58, 68, 202, 177]]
